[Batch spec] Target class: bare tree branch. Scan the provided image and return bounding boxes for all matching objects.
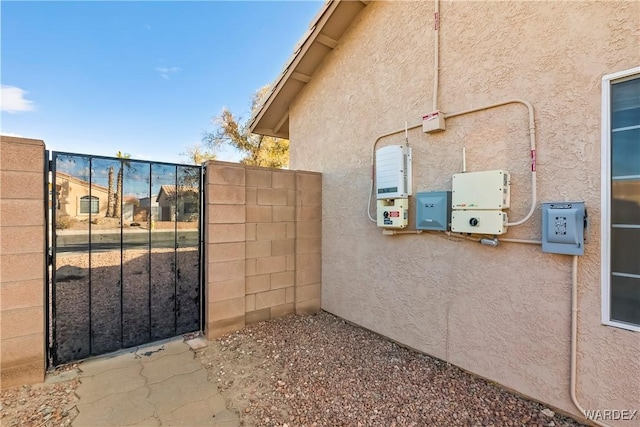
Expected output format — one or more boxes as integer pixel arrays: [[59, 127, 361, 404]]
[[201, 86, 289, 168]]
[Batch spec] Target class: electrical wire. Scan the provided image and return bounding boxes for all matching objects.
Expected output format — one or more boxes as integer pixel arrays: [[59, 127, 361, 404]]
[[445, 99, 537, 227]]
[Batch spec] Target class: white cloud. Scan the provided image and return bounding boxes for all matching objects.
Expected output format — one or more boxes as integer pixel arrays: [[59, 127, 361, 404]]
[[0, 132, 26, 138], [1, 85, 36, 113], [132, 153, 152, 161], [155, 66, 181, 80]]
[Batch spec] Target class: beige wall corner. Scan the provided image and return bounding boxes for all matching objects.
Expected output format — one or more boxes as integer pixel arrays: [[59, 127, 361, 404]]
[[295, 171, 322, 316], [0, 136, 46, 389], [286, 1, 639, 424], [204, 161, 323, 339]]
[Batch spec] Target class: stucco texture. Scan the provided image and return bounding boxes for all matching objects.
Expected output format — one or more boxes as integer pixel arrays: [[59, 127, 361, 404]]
[[288, 1, 639, 423]]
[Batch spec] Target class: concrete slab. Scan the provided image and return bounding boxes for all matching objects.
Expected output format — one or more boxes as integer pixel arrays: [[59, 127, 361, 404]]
[[212, 409, 242, 427], [71, 339, 239, 427], [44, 369, 80, 384], [186, 337, 208, 350], [78, 350, 140, 377], [74, 385, 154, 426], [135, 337, 188, 359], [76, 364, 145, 404], [147, 370, 216, 415], [159, 399, 239, 427], [207, 393, 228, 414], [129, 416, 161, 427], [141, 351, 202, 384]]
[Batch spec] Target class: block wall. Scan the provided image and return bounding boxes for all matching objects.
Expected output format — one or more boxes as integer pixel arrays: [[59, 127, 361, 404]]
[[205, 161, 321, 339], [0, 136, 46, 389]]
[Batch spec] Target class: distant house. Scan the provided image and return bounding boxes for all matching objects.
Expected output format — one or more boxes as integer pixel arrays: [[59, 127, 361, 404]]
[[55, 172, 110, 219], [138, 195, 159, 222], [55, 171, 140, 221], [122, 196, 138, 222], [156, 185, 198, 222]]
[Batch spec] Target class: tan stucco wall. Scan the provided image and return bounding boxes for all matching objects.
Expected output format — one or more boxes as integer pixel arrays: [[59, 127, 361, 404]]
[[0, 136, 46, 389], [56, 173, 110, 219], [288, 1, 639, 422]]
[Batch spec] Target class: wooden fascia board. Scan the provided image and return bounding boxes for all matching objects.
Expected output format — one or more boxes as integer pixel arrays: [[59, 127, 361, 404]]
[[249, 1, 341, 134]]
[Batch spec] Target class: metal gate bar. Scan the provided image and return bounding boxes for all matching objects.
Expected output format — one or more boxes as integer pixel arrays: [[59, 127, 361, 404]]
[[46, 152, 203, 367]]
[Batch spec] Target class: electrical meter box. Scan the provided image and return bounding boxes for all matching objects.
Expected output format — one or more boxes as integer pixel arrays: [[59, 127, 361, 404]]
[[376, 145, 412, 199], [377, 198, 409, 229], [416, 191, 451, 231], [452, 170, 510, 210], [451, 210, 508, 235], [542, 202, 586, 255]]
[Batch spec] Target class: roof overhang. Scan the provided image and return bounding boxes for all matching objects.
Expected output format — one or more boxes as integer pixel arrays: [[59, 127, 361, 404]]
[[249, 0, 369, 139]]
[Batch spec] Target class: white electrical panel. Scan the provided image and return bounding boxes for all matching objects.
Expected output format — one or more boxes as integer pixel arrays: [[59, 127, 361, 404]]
[[452, 170, 510, 210], [451, 210, 508, 235], [377, 198, 409, 229], [376, 145, 412, 199]]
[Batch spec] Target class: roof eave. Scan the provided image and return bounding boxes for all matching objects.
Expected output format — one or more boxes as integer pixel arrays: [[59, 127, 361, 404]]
[[249, 0, 368, 139]]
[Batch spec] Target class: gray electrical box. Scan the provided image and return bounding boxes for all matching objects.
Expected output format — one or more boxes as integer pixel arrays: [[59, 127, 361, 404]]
[[416, 191, 451, 231], [542, 202, 587, 255]]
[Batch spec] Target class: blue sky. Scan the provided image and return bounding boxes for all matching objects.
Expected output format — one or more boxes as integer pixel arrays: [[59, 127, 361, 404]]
[[1, 1, 322, 164]]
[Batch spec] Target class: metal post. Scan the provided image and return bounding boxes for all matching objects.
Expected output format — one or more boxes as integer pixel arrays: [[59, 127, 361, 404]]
[[173, 166, 178, 336], [148, 163, 152, 344], [88, 156, 93, 356]]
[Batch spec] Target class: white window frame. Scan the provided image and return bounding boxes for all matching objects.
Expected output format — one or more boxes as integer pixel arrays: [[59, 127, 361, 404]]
[[601, 66, 640, 332], [79, 195, 100, 215]]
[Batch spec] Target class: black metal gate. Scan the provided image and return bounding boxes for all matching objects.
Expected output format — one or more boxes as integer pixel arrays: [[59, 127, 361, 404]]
[[46, 151, 204, 367]]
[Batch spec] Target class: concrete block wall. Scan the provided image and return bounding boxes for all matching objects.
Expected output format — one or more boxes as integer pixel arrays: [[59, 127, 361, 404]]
[[206, 161, 321, 339], [293, 172, 322, 315], [0, 136, 46, 389]]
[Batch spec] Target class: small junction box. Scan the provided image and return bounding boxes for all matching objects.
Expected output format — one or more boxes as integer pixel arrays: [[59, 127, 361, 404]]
[[542, 202, 586, 255], [377, 198, 409, 229], [416, 191, 451, 231]]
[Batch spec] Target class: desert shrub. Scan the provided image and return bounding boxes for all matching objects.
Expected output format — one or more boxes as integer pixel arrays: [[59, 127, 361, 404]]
[[56, 216, 74, 229]]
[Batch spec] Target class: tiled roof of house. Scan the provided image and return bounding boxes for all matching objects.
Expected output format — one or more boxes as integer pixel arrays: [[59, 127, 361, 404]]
[[56, 171, 110, 193], [156, 185, 198, 202]]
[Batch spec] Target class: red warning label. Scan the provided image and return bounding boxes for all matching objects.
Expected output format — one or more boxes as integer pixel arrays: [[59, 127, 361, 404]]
[[389, 211, 400, 217]]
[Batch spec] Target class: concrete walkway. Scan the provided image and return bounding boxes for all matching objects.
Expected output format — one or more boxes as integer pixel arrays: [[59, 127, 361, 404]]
[[71, 338, 240, 427]]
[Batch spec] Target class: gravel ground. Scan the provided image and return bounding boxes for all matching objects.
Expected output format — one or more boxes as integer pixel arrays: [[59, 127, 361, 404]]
[[2, 311, 587, 427], [197, 311, 587, 427], [0, 369, 79, 427]]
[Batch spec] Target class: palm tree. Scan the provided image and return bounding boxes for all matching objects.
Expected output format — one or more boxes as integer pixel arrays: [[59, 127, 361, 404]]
[[113, 151, 131, 219], [106, 166, 115, 217]]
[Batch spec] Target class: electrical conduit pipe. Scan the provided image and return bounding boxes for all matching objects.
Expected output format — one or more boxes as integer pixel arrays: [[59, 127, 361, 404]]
[[444, 99, 537, 227], [570, 255, 612, 427], [369, 0, 602, 420], [367, 99, 538, 226]]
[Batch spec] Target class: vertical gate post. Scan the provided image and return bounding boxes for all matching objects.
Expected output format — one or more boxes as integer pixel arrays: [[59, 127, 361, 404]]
[[0, 136, 46, 389]]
